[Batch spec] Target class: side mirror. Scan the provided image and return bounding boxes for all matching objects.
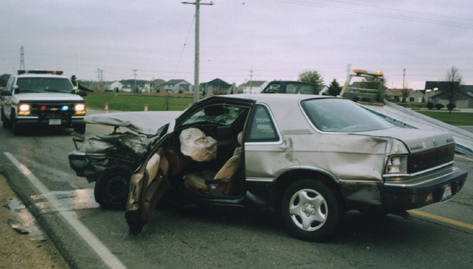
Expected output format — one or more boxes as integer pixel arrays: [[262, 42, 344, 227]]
[[0, 90, 12, 96]]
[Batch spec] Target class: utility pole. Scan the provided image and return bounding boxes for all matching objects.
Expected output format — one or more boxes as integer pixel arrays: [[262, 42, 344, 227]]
[[96, 69, 103, 91], [20, 46, 25, 70], [249, 69, 254, 94], [132, 69, 137, 92], [403, 68, 406, 89], [182, 0, 213, 103]]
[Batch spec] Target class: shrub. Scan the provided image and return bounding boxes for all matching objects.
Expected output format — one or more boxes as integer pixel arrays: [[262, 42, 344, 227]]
[[435, 103, 444, 110], [427, 102, 434, 110], [447, 103, 456, 111]]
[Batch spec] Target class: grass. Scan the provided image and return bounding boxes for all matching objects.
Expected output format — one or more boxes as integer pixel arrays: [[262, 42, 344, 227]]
[[83, 92, 193, 111], [416, 111, 473, 126]]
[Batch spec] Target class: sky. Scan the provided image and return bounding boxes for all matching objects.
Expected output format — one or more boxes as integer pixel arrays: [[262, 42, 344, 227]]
[[1, 0, 472, 90]]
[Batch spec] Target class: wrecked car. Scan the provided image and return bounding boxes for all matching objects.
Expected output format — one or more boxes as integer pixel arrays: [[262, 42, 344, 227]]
[[68, 111, 179, 209], [125, 94, 467, 241]]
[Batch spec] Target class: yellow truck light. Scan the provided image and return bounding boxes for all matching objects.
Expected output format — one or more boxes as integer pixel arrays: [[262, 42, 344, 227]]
[[75, 103, 86, 115]]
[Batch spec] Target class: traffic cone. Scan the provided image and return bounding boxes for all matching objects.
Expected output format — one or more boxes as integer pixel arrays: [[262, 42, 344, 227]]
[[144, 104, 148, 112], [104, 103, 109, 112]]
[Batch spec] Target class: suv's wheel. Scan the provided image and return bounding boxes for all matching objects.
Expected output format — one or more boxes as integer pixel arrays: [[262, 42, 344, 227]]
[[11, 114, 22, 136], [281, 179, 344, 242], [1, 109, 11, 129], [94, 165, 133, 210], [74, 123, 86, 134]]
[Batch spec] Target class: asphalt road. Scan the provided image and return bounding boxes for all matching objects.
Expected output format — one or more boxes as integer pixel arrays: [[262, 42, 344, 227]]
[[1, 118, 473, 269]]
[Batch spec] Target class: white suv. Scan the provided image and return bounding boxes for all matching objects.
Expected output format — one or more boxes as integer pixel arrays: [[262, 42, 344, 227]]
[[0, 70, 87, 135]]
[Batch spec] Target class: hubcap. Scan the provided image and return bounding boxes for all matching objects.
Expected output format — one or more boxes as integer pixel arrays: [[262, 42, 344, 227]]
[[289, 188, 327, 231]]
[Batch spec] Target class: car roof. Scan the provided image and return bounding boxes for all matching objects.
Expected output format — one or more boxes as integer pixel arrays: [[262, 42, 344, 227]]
[[216, 93, 334, 105], [15, 74, 70, 79]]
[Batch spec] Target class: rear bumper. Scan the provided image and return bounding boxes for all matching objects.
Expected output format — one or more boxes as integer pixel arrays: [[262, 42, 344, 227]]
[[382, 167, 468, 210]]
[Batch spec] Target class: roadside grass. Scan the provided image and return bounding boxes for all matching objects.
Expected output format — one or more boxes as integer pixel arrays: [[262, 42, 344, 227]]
[[416, 111, 473, 126], [83, 92, 193, 111]]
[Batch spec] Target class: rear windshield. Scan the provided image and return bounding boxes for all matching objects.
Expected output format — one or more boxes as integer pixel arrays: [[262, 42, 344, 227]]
[[16, 77, 73, 93], [301, 98, 395, 132]]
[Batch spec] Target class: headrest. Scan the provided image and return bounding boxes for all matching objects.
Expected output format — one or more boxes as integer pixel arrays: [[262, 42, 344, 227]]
[[237, 131, 243, 145]]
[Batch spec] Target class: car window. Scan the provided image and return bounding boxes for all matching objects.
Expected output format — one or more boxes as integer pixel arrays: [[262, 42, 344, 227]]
[[181, 105, 248, 126], [247, 105, 279, 142], [16, 77, 73, 93], [301, 98, 395, 132], [263, 83, 281, 93]]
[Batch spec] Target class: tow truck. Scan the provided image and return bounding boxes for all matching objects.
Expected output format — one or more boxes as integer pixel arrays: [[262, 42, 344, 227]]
[[339, 68, 385, 102], [0, 70, 87, 135]]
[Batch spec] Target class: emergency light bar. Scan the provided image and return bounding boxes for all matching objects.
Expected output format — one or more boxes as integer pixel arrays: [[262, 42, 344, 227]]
[[17, 70, 64, 75], [352, 69, 383, 77]]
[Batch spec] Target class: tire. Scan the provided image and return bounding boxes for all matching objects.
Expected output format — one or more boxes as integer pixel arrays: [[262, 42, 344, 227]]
[[74, 124, 86, 134], [11, 114, 22, 136], [281, 179, 344, 242], [1, 109, 11, 129], [94, 165, 133, 210]]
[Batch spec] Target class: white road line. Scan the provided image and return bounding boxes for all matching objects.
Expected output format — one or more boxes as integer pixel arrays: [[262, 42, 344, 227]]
[[4, 152, 127, 269]]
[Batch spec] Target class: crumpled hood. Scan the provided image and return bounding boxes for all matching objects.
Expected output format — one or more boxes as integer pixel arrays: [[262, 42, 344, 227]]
[[361, 127, 454, 153], [14, 92, 84, 102]]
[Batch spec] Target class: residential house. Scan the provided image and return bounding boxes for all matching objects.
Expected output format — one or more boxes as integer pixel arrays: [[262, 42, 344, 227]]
[[162, 79, 193, 94], [385, 88, 413, 102], [238, 80, 267, 94], [202, 78, 232, 96], [144, 79, 166, 93], [407, 90, 425, 103], [109, 81, 124, 92], [426, 81, 473, 108]]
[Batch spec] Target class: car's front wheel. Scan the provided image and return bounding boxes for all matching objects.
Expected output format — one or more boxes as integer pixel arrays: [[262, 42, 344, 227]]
[[1, 109, 11, 129], [94, 165, 133, 210], [74, 123, 86, 134], [281, 179, 344, 242]]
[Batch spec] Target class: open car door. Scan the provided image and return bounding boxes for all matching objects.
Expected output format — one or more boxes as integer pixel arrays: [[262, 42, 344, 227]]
[[125, 140, 172, 235]]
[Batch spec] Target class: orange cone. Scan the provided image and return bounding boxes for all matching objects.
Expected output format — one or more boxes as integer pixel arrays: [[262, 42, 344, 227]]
[[144, 104, 148, 112], [104, 103, 109, 112]]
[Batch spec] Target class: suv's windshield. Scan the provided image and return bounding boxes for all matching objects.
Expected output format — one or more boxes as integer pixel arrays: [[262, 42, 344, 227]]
[[16, 77, 73, 93], [301, 98, 395, 132]]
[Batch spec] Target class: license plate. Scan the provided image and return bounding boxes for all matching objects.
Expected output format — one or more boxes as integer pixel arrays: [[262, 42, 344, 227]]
[[49, 119, 61, 125], [441, 184, 452, 202]]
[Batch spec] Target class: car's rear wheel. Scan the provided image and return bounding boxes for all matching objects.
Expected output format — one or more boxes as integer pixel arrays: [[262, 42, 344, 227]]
[[94, 165, 133, 210], [281, 179, 344, 242]]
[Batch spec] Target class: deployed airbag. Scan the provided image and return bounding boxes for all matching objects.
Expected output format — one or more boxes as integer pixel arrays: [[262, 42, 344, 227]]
[[179, 128, 217, 162]]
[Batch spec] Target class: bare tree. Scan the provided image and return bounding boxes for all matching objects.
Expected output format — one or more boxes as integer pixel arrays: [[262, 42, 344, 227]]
[[443, 66, 462, 113]]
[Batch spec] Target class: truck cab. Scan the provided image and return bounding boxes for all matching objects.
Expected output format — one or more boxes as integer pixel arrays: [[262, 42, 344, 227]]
[[261, 81, 316, 94], [0, 70, 87, 135]]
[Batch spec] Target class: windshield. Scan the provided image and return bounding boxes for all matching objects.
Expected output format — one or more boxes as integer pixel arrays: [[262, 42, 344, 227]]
[[181, 105, 249, 126], [301, 98, 395, 132], [16, 77, 73, 93]]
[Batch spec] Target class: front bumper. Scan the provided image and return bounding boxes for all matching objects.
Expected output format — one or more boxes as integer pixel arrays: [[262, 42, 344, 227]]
[[382, 166, 468, 210], [15, 115, 85, 127]]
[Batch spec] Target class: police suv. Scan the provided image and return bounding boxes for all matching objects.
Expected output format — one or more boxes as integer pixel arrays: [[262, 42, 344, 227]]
[[0, 70, 87, 135]]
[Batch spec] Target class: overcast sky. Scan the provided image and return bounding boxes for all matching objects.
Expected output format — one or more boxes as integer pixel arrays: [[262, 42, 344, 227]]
[[1, 0, 472, 89]]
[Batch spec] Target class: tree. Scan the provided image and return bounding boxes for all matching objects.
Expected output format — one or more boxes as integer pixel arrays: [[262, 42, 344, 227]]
[[443, 66, 462, 113], [299, 70, 324, 94], [327, 79, 342, 96]]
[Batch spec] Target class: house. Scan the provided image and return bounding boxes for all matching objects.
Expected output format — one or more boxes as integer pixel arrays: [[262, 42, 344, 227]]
[[407, 90, 425, 103], [144, 79, 166, 93], [427, 81, 473, 108], [238, 80, 267, 94], [162, 79, 193, 93], [109, 81, 123, 92], [385, 88, 413, 102], [201, 78, 232, 96]]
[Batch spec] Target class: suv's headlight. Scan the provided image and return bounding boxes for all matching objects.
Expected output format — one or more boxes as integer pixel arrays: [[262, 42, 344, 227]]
[[385, 155, 408, 174], [74, 103, 86, 115], [18, 104, 31, 116]]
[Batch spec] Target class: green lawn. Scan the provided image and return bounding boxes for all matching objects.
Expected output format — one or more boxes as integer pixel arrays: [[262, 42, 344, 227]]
[[83, 92, 193, 111], [416, 111, 473, 126]]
